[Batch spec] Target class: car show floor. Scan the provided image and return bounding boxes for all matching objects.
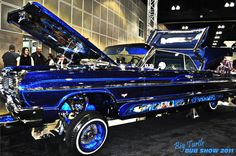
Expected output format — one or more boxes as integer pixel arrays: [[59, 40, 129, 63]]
[[0, 104, 236, 156]]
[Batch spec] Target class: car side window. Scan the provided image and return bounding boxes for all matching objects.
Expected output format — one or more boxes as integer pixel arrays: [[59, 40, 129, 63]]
[[185, 56, 197, 71], [154, 51, 184, 70]]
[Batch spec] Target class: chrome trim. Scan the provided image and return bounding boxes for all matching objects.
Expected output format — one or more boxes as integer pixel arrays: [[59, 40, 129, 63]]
[[21, 119, 42, 124], [23, 79, 233, 92]]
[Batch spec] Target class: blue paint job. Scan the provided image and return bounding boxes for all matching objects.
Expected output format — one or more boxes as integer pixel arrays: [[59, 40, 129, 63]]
[[2, 2, 235, 126], [2, 65, 52, 72], [119, 94, 223, 117], [191, 94, 223, 103], [120, 98, 185, 117], [0, 115, 15, 123]]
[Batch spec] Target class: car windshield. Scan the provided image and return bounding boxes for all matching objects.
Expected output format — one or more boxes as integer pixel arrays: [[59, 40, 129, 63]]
[[104, 44, 150, 66], [138, 48, 197, 71]]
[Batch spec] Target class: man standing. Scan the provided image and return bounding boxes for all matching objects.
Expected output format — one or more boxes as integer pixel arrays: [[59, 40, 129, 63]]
[[2, 44, 20, 67], [31, 47, 46, 65]]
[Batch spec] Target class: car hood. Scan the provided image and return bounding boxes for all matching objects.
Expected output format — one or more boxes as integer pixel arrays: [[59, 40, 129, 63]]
[[146, 27, 209, 51], [7, 2, 116, 65]]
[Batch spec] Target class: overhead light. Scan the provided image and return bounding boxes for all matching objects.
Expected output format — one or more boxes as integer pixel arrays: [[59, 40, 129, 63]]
[[218, 25, 225, 29], [213, 40, 218, 43], [176, 5, 180, 10], [214, 36, 220, 39], [225, 2, 230, 7], [224, 2, 234, 8], [200, 15, 204, 18], [212, 43, 217, 46], [171, 6, 175, 10], [171, 5, 180, 11], [230, 2, 235, 7], [182, 26, 188, 30], [216, 31, 222, 35]]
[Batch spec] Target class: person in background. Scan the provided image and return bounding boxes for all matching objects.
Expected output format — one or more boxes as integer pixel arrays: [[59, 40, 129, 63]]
[[46, 53, 55, 66], [16, 47, 34, 66], [216, 56, 233, 76], [31, 47, 46, 65], [56, 54, 68, 68], [2, 44, 20, 67]]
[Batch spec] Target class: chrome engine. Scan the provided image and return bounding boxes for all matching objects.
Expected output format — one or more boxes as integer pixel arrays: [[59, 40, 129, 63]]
[[0, 69, 27, 114], [1, 69, 26, 93]]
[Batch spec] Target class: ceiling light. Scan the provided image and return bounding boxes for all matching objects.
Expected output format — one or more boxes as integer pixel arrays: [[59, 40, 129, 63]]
[[225, 2, 235, 8], [171, 5, 181, 11], [212, 43, 217, 46], [214, 36, 220, 39], [225, 2, 230, 7], [176, 5, 180, 10], [200, 15, 203, 18], [216, 31, 223, 35], [171, 6, 175, 10], [213, 40, 218, 43], [218, 25, 225, 29], [182, 26, 188, 30]]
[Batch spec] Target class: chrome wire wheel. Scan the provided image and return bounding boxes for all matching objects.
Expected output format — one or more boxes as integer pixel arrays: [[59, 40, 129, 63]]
[[76, 118, 108, 155], [66, 112, 108, 155]]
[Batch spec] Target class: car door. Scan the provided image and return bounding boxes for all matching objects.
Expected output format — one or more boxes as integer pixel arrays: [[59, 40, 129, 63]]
[[142, 49, 195, 100], [105, 70, 145, 103]]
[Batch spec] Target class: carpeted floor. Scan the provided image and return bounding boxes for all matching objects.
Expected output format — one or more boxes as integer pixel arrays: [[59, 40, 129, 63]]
[[0, 105, 236, 156]]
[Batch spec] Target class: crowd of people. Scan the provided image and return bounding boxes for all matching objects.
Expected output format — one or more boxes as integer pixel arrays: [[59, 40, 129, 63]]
[[216, 56, 233, 76], [2, 44, 66, 68]]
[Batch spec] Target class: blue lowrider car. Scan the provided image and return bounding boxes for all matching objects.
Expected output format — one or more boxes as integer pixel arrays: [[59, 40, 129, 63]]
[[0, 2, 236, 155]]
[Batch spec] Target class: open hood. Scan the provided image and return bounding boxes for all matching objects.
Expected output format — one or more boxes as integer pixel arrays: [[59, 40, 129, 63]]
[[7, 2, 116, 65], [147, 28, 209, 51]]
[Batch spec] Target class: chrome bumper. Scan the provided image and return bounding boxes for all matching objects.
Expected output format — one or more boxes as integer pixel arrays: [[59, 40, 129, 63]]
[[0, 88, 43, 126]]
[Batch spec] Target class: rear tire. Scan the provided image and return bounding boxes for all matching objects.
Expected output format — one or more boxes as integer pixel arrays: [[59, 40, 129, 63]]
[[206, 101, 218, 111], [66, 111, 108, 155]]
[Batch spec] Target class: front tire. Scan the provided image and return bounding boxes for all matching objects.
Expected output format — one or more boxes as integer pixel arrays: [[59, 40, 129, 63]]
[[66, 111, 108, 155]]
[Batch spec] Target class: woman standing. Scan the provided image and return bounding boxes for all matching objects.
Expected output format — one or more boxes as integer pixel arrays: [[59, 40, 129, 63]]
[[16, 47, 34, 66]]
